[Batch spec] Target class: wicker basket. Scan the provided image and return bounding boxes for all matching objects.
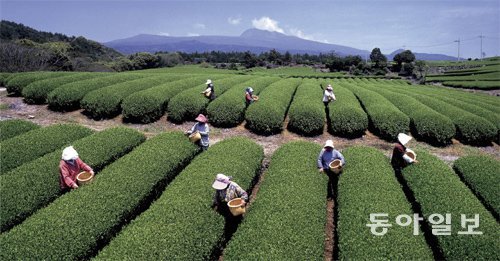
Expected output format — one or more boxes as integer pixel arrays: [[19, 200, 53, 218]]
[[405, 149, 416, 161], [329, 159, 343, 174], [227, 198, 246, 216], [76, 171, 94, 186], [252, 95, 259, 101], [189, 131, 201, 143]]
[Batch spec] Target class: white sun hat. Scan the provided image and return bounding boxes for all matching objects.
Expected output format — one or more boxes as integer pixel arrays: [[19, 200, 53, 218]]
[[62, 146, 78, 161], [205, 79, 212, 84], [397, 133, 412, 145], [324, 140, 334, 148], [212, 173, 230, 190], [327, 84, 333, 90]]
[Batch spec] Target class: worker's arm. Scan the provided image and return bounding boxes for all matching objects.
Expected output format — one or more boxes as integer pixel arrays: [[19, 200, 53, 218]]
[[330, 93, 336, 101], [402, 154, 415, 164], [60, 164, 78, 189], [198, 125, 209, 136], [336, 151, 346, 166], [235, 185, 249, 203], [77, 158, 94, 174], [317, 150, 325, 171], [186, 123, 197, 135]]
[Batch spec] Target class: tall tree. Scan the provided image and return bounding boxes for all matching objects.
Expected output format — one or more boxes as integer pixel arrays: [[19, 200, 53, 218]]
[[369, 48, 387, 69]]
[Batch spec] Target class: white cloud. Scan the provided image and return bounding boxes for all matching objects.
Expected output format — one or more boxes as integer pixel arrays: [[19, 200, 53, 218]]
[[187, 33, 200, 37], [252, 16, 284, 33], [288, 28, 329, 43], [158, 32, 170, 36], [194, 23, 206, 29], [228, 16, 242, 25]]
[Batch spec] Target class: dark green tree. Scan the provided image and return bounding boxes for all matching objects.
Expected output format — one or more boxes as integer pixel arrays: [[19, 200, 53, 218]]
[[369, 48, 387, 69]]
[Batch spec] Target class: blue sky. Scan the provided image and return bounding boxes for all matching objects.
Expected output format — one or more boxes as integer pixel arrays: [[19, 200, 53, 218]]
[[1, 0, 499, 58]]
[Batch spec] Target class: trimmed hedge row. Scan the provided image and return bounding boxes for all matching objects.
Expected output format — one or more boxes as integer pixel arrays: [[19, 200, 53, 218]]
[[0, 119, 39, 141], [81, 74, 183, 119], [388, 87, 497, 145], [346, 83, 410, 140], [121, 75, 211, 123], [0, 124, 93, 174], [95, 137, 263, 260], [401, 150, 499, 260], [320, 81, 368, 137], [453, 155, 500, 219], [47, 73, 145, 111], [0, 72, 13, 86], [206, 76, 280, 127], [224, 141, 327, 260], [442, 80, 500, 90], [167, 75, 253, 123], [287, 80, 326, 136], [5, 72, 73, 95], [0, 127, 146, 232], [361, 84, 455, 145], [0, 131, 199, 260], [245, 78, 302, 135], [22, 73, 110, 104], [338, 146, 432, 259]]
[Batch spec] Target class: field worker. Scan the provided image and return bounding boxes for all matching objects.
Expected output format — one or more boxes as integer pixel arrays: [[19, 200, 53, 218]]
[[185, 113, 210, 151], [391, 133, 418, 175], [202, 79, 216, 100], [211, 173, 248, 213], [245, 87, 254, 107], [322, 84, 336, 107], [59, 146, 94, 191], [317, 139, 345, 173]]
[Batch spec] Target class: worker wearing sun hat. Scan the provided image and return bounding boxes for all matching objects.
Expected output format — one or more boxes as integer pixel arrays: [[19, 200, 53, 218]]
[[211, 173, 248, 210], [317, 139, 345, 173], [391, 133, 418, 175], [245, 87, 255, 107], [185, 113, 210, 151], [322, 84, 336, 107], [59, 146, 94, 191], [201, 79, 216, 100]]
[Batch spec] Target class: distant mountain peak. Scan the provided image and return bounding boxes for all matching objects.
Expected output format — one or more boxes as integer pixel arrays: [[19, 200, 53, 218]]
[[240, 28, 286, 38]]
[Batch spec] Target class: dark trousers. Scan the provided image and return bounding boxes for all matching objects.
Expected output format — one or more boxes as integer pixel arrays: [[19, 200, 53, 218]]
[[325, 169, 338, 199], [215, 203, 243, 240]]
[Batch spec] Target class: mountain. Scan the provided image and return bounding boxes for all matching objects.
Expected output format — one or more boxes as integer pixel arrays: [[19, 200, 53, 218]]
[[387, 49, 457, 61], [104, 29, 370, 56]]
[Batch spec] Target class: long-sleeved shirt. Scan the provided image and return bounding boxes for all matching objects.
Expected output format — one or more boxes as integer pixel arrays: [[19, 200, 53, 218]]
[[204, 84, 216, 100], [213, 181, 248, 206], [322, 90, 336, 102], [187, 122, 209, 147], [317, 149, 345, 169], [391, 143, 414, 168], [59, 158, 92, 190]]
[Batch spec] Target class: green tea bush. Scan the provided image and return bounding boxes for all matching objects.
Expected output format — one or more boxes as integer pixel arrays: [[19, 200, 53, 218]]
[[453, 155, 500, 219], [287, 80, 326, 136], [47, 73, 145, 111], [5, 72, 73, 95], [0, 132, 199, 260], [0, 127, 145, 231], [121, 75, 209, 123], [81, 74, 182, 119], [393, 89, 497, 145], [0, 72, 13, 86], [206, 76, 279, 127], [401, 150, 499, 260], [224, 141, 327, 260], [95, 137, 263, 260], [320, 81, 368, 137], [442, 81, 500, 90], [167, 75, 253, 123], [0, 119, 39, 141], [362, 84, 455, 145], [346, 83, 410, 140], [0, 124, 93, 174], [338, 146, 432, 259], [22, 73, 109, 104], [245, 78, 302, 135]]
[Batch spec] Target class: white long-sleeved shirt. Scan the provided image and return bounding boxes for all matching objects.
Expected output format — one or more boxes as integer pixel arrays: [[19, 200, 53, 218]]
[[322, 90, 336, 102]]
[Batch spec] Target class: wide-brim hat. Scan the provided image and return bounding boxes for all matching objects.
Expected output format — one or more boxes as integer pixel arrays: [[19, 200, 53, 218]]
[[62, 146, 78, 161], [398, 133, 412, 145], [324, 140, 334, 148], [212, 173, 230, 190], [205, 79, 212, 84], [195, 114, 208, 123], [327, 84, 333, 90]]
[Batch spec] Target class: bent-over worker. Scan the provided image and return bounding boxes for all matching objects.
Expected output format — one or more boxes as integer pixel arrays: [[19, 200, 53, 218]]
[[391, 133, 418, 175], [185, 113, 210, 151], [245, 87, 254, 107], [59, 146, 94, 191], [202, 79, 216, 100]]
